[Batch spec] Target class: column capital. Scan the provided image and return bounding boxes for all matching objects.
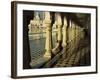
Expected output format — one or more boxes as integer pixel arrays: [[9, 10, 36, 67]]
[[44, 12, 51, 22]]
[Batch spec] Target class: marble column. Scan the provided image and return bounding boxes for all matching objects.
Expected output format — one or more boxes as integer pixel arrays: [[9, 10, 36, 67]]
[[57, 13, 62, 42], [52, 12, 62, 54], [44, 12, 52, 58], [71, 22, 76, 42], [61, 16, 68, 59], [68, 20, 72, 43], [62, 16, 68, 47], [29, 12, 52, 68]]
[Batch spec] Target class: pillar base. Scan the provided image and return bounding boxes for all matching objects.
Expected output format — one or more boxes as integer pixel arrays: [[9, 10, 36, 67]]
[[52, 42, 62, 55]]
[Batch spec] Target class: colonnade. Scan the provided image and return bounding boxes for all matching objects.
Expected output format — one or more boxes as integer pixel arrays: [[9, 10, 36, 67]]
[[28, 11, 85, 68]]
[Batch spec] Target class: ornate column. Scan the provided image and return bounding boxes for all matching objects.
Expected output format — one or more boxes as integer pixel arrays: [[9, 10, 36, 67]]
[[61, 16, 68, 59], [68, 20, 72, 42], [68, 21, 76, 54], [75, 24, 79, 45], [52, 12, 62, 54], [44, 12, 52, 58], [29, 12, 52, 68], [56, 13, 62, 43], [71, 21, 76, 42], [62, 16, 68, 47]]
